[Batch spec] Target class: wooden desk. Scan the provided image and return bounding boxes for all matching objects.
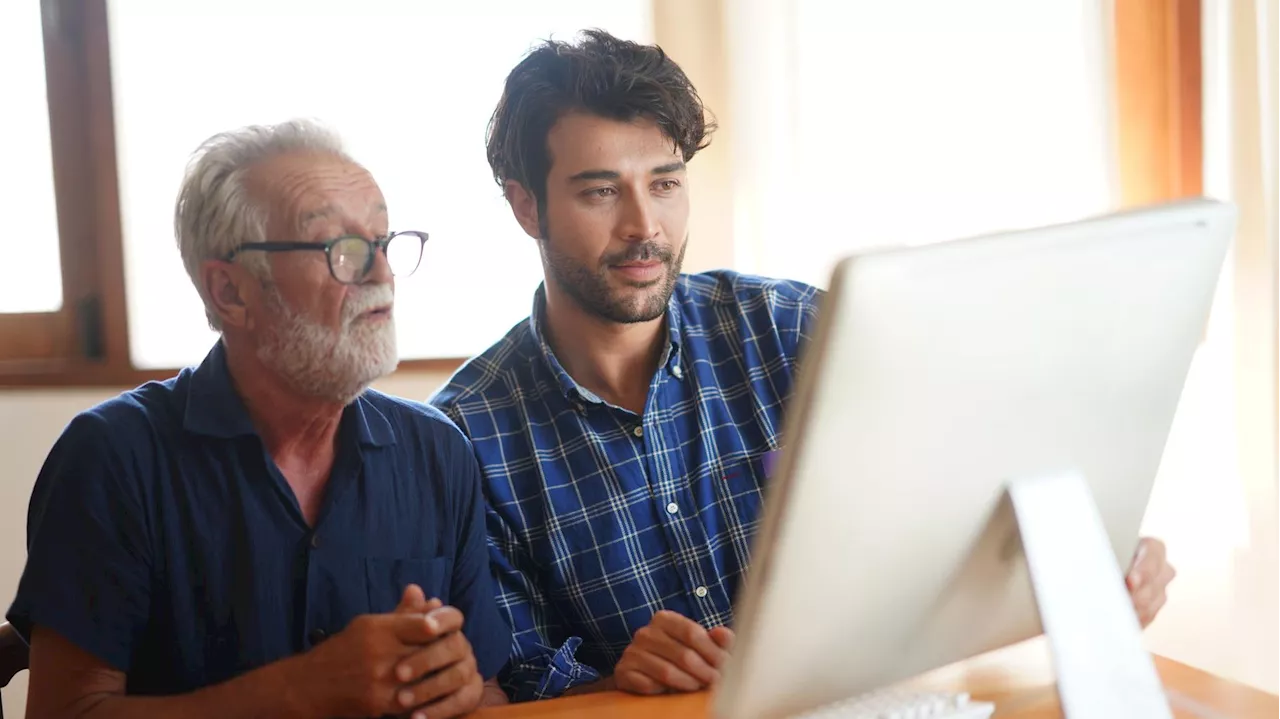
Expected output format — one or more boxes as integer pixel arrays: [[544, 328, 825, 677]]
[[472, 639, 1278, 718]]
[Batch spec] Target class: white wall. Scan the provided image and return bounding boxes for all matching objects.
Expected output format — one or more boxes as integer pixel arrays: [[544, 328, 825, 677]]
[[1, 390, 115, 715]]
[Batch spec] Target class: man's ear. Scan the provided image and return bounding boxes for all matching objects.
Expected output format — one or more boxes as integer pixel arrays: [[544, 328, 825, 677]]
[[202, 259, 257, 331], [504, 180, 543, 240]]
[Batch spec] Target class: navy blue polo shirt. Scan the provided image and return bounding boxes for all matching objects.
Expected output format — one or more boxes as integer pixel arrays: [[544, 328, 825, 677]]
[[6, 342, 510, 694]]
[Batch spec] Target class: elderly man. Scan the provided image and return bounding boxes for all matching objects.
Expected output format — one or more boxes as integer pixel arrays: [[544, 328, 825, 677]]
[[7, 120, 509, 718], [430, 30, 1178, 701]]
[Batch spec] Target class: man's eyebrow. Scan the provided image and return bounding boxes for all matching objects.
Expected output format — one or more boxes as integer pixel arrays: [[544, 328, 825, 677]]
[[568, 163, 686, 182], [568, 169, 621, 182], [300, 202, 388, 228], [299, 205, 336, 227]]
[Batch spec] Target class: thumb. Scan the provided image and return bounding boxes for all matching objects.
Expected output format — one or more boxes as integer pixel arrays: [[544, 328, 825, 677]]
[[1127, 542, 1149, 589], [397, 583, 428, 612], [708, 626, 735, 652]]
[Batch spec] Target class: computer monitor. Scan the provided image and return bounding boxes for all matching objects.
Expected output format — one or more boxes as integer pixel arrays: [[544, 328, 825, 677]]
[[713, 199, 1236, 719]]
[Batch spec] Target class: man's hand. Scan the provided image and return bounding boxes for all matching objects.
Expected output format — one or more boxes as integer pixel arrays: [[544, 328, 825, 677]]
[[1126, 537, 1176, 627], [288, 610, 452, 718], [292, 586, 481, 719], [390, 584, 486, 719], [395, 583, 444, 619], [613, 610, 735, 695]]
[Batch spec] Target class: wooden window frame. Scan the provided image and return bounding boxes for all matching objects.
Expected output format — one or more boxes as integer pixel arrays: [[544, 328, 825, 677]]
[[0, 0, 463, 388], [0, 0, 121, 380], [1114, 0, 1204, 205], [1, 0, 1203, 388]]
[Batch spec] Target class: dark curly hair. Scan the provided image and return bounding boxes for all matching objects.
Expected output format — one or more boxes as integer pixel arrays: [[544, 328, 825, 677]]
[[485, 29, 716, 214]]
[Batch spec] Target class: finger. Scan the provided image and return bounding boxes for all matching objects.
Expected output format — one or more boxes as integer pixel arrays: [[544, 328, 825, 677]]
[[614, 669, 665, 695], [1133, 566, 1166, 599], [650, 611, 729, 669], [643, 630, 719, 685], [424, 606, 465, 638], [1131, 582, 1161, 625], [388, 612, 434, 645], [1142, 592, 1168, 627], [390, 606, 466, 644], [1127, 549, 1147, 589], [409, 673, 484, 719], [395, 633, 471, 683], [625, 646, 705, 692], [398, 584, 428, 612], [1130, 578, 1155, 609], [708, 626, 735, 653], [1128, 538, 1167, 588], [1143, 537, 1168, 564], [388, 607, 454, 645], [397, 656, 479, 710]]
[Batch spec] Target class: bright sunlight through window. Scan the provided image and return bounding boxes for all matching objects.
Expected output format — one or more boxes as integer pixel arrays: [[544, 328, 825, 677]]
[[737, 0, 1117, 288], [2, 1, 63, 314], [107, 0, 651, 369]]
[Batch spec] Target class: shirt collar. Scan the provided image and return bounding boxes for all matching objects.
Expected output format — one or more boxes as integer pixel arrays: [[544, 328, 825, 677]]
[[183, 340, 396, 447], [527, 282, 685, 405]]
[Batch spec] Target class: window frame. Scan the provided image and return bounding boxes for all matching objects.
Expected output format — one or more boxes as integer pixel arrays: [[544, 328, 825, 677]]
[[0, 0, 1204, 388], [0, 0, 120, 379], [1, 0, 463, 387], [1114, 0, 1204, 204]]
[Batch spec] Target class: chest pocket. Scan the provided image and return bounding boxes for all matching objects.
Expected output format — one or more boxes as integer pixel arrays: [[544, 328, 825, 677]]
[[364, 556, 453, 612], [719, 455, 768, 528]]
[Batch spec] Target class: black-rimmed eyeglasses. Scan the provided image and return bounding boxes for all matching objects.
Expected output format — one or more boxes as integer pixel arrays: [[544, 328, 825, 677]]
[[225, 231, 428, 284]]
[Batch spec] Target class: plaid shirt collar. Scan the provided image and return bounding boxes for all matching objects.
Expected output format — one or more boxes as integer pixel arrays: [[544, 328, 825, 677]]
[[527, 282, 685, 407]]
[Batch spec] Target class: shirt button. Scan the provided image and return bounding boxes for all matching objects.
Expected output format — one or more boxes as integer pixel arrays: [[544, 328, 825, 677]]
[[309, 534, 320, 549], [672, 365, 684, 379], [308, 628, 327, 644], [666, 502, 679, 515], [694, 586, 709, 598], [632, 426, 644, 438]]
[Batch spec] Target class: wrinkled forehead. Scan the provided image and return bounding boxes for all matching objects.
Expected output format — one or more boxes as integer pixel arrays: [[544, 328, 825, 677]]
[[247, 152, 387, 238]]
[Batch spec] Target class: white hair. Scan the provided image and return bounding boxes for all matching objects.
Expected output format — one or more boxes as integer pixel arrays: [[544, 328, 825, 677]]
[[174, 118, 351, 330]]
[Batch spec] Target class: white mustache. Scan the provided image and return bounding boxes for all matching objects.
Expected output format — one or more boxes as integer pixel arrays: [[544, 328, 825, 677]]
[[342, 284, 395, 324]]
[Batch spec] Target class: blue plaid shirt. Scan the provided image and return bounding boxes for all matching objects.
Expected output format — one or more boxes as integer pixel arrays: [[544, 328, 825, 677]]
[[430, 271, 821, 701]]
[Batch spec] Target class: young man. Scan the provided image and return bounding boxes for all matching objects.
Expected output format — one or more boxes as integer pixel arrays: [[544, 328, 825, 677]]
[[430, 30, 1177, 702], [9, 120, 509, 718]]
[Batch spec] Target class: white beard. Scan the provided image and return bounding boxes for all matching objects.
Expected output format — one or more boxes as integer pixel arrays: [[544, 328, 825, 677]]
[[256, 282, 399, 404]]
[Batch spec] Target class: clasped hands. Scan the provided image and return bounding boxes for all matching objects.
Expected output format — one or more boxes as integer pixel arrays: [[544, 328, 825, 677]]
[[289, 584, 483, 719]]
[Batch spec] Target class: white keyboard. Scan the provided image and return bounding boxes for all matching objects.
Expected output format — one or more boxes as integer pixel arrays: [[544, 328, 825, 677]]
[[793, 689, 996, 719]]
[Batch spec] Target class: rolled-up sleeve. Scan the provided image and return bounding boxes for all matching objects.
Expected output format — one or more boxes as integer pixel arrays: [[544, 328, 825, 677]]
[[485, 504, 601, 701]]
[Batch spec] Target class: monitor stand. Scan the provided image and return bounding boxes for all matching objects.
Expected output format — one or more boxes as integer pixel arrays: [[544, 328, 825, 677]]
[[1006, 471, 1173, 718]]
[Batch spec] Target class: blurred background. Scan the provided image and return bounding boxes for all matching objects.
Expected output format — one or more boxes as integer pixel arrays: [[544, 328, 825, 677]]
[[1, 0, 1275, 712]]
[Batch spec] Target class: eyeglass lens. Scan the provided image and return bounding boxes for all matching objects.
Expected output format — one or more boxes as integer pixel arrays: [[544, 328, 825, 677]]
[[329, 233, 425, 283]]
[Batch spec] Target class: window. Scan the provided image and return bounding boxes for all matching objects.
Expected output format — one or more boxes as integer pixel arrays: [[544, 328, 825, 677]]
[[2, 0, 1205, 386], [106, 0, 652, 369], [0, 0, 120, 374], [730, 0, 1117, 288], [2, 1, 62, 315]]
